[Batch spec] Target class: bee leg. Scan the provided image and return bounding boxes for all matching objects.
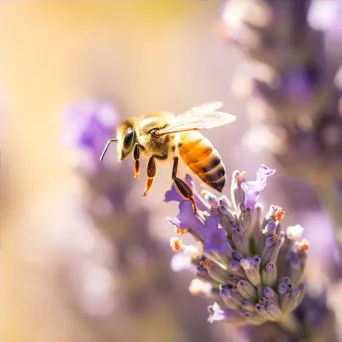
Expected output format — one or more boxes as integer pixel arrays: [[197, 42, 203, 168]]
[[143, 156, 156, 197], [133, 144, 141, 179], [172, 157, 197, 215]]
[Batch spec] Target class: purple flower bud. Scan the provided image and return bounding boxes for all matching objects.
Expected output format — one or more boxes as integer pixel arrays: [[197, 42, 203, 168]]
[[262, 262, 277, 287], [263, 287, 276, 299], [236, 279, 257, 299], [232, 250, 243, 261], [242, 299, 255, 312]]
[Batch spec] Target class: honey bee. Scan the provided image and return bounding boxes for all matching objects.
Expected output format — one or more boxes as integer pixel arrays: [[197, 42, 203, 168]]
[[100, 102, 236, 214]]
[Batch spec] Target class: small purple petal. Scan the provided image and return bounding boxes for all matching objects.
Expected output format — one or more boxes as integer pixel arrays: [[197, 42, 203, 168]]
[[240, 181, 262, 209], [241, 164, 275, 209], [168, 201, 205, 232], [164, 183, 184, 203], [203, 228, 228, 254], [200, 213, 228, 254], [184, 174, 196, 188], [168, 217, 183, 228], [201, 213, 220, 237], [256, 164, 276, 183]]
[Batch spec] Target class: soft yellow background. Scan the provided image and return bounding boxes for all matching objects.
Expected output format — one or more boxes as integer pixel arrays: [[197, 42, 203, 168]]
[[1, 0, 248, 210], [1, 2, 250, 342]]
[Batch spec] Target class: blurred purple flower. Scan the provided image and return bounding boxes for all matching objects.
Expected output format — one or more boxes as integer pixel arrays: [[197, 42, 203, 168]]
[[61, 99, 118, 168]]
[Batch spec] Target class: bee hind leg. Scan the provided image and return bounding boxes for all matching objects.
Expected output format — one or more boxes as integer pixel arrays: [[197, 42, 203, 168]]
[[172, 157, 197, 215], [143, 156, 156, 196]]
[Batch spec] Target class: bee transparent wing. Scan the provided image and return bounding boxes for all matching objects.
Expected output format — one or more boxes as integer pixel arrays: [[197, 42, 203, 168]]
[[178, 101, 224, 118], [155, 102, 236, 136]]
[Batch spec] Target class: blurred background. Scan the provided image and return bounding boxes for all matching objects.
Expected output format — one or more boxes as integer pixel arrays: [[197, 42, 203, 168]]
[[1, 1, 342, 342]]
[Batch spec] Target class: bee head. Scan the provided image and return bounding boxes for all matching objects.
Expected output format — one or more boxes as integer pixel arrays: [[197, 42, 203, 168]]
[[117, 120, 136, 161]]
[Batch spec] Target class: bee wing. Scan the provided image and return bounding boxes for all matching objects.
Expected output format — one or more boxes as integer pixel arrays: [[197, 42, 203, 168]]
[[155, 102, 236, 136], [178, 101, 224, 118]]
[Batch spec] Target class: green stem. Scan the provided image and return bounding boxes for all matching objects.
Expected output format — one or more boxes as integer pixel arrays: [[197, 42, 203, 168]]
[[279, 313, 300, 334]]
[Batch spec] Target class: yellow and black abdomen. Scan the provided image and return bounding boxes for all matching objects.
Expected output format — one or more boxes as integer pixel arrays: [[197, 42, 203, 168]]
[[178, 132, 226, 192]]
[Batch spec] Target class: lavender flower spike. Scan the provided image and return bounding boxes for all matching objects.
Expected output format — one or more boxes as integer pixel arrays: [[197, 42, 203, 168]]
[[241, 164, 276, 209], [166, 165, 308, 327]]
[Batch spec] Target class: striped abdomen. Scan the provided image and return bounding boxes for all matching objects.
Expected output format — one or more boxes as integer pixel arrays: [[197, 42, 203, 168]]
[[178, 132, 226, 192]]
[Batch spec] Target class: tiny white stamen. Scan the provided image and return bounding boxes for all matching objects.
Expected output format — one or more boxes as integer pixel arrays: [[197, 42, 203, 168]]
[[189, 279, 212, 297], [184, 243, 203, 259], [207, 302, 225, 324], [170, 252, 192, 272], [286, 224, 304, 240]]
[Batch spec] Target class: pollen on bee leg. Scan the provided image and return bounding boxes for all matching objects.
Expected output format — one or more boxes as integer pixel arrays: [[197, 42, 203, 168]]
[[134, 160, 140, 179], [170, 237, 184, 252], [143, 177, 154, 196]]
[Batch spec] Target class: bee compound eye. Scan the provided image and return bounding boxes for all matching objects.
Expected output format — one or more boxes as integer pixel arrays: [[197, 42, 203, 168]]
[[123, 128, 135, 151]]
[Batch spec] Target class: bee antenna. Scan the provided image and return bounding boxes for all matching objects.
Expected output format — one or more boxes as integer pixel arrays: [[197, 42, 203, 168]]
[[100, 139, 118, 161]]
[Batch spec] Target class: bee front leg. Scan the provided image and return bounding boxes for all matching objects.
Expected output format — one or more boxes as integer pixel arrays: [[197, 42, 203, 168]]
[[172, 157, 197, 215], [143, 156, 156, 197], [133, 144, 141, 179]]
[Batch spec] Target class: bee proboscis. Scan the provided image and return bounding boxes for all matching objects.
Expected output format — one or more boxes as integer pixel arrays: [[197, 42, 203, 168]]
[[100, 102, 236, 214]]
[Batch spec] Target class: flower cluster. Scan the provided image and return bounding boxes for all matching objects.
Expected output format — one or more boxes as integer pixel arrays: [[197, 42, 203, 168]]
[[166, 165, 308, 325]]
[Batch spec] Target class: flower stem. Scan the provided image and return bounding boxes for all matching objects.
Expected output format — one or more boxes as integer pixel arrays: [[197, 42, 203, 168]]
[[279, 313, 299, 334]]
